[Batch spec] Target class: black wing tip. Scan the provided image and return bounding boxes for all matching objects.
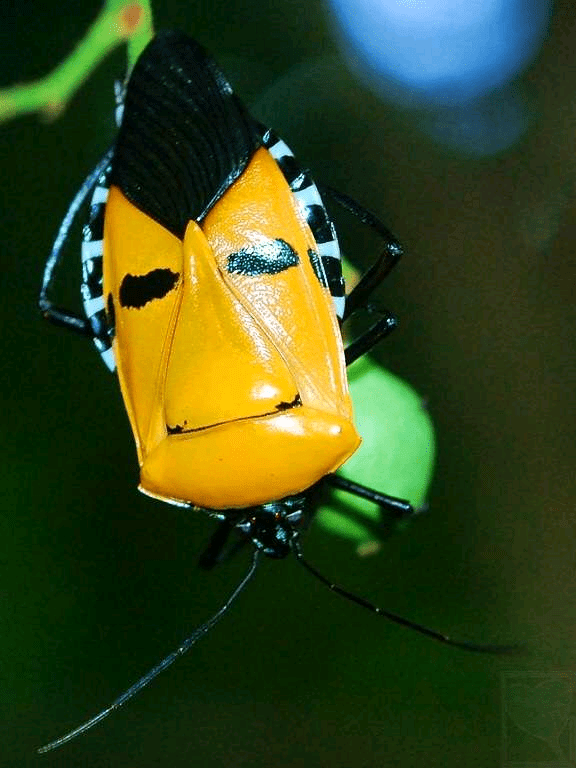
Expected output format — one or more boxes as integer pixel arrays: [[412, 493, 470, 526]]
[[112, 28, 262, 239], [136, 29, 213, 65]]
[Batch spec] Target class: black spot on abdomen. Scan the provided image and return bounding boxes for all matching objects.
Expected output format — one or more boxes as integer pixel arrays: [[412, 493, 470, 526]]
[[119, 268, 180, 309], [227, 239, 298, 276], [275, 393, 302, 411]]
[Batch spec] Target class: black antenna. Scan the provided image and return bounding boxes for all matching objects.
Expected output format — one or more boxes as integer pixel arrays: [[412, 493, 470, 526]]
[[292, 539, 517, 654], [38, 548, 261, 754]]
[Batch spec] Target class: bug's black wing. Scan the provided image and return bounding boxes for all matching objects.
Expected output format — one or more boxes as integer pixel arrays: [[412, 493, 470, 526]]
[[111, 30, 262, 239]]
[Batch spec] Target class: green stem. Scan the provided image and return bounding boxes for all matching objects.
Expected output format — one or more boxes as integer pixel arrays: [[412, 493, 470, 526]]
[[0, 0, 154, 122]]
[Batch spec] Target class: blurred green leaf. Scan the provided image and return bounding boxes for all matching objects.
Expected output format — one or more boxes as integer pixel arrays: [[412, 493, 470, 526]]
[[317, 354, 435, 547]]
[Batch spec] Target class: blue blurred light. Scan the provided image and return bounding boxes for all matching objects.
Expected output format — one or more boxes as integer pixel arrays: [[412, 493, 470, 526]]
[[327, 0, 553, 105], [422, 85, 531, 154], [326, 0, 552, 153]]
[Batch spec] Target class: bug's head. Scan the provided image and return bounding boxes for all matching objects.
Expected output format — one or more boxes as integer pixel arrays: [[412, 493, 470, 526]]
[[237, 492, 312, 559]]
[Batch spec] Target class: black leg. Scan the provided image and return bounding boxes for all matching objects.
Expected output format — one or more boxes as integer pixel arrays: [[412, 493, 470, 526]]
[[39, 147, 114, 336], [320, 488, 400, 544], [319, 185, 403, 320], [326, 474, 416, 518], [198, 518, 236, 570], [39, 306, 93, 336], [344, 305, 397, 365], [198, 516, 252, 570]]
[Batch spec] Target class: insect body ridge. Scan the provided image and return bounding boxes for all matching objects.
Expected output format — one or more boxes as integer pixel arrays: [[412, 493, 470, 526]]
[[104, 147, 360, 509], [81, 31, 359, 511]]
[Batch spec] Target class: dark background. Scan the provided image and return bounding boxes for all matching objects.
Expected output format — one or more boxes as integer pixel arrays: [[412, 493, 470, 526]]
[[1, 1, 575, 766]]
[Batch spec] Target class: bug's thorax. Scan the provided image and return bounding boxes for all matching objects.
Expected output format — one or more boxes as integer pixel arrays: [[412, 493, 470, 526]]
[[236, 493, 311, 559], [104, 148, 360, 511]]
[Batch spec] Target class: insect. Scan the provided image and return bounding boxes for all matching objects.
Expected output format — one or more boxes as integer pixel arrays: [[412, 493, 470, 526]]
[[38, 30, 514, 753]]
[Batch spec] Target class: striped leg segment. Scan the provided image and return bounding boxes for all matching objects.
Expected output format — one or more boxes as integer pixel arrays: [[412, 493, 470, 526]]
[[40, 147, 115, 373], [261, 128, 346, 320], [81, 169, 115, 371]]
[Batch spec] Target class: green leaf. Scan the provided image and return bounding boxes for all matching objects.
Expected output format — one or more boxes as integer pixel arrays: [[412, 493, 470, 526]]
[[317, 355, 435, 549]]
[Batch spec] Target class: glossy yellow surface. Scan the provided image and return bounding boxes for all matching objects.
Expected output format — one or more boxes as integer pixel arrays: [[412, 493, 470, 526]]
[[103, 147, 360, 508]]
